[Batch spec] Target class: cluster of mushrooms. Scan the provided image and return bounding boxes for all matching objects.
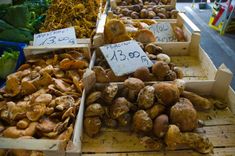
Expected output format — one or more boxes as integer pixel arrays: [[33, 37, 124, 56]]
[[0, 50, 89, 148], [113, 5, 178, 19], [104, 19, 185, 44], [83, 77, 229, 153], [116, 0, 172, 6]]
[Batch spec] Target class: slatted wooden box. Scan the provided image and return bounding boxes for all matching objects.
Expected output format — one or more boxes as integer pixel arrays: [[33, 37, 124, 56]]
[[79, 64, 235, 155], [110, 0, 176, 10], [0, 44, 96, 156]]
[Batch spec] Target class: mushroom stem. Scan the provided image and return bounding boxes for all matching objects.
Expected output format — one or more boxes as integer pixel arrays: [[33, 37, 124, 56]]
[[165, 125, 213, 154]]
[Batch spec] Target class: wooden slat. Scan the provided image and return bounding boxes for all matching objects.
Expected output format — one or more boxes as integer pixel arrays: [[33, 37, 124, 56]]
[[82, 124, 235, 153], [83, 147, 235, 156], [0, 138, 66, 151], [171, 56, 207, 77]]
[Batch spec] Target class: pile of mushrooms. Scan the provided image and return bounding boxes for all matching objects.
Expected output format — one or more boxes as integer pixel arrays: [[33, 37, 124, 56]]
[[0, 50, 88, 143], [94, 43, 183, 83], [83, 77, 228, 154]]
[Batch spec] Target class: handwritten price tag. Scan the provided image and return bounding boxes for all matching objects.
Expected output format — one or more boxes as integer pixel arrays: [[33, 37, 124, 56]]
[[149, 22, 177, 42], [33, 27, 77, 46], [100, 40, 153, 76]]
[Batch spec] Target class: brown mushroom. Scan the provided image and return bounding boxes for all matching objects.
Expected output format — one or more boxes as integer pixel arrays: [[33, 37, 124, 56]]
[[36, 117, 57, 133], [3, 122, 38, 138], [86, 91, 102, 106], [34, 93, 53, 105], [55, 96, 75, 111], [170, 98, 198, 132], [165, 125, 213, 154], [146, 104, 165, 119], [134, 29, 156, 44], [152, 61, 170, 80], [153, 114, 169, 138], [133, 110, 153, 132], [110, 97, 130, 119], [84, 117, 102, 137], [16, 118, 30, 129], [124, 78, 145, 101], [133, 67, 151, 81], [145, 43, 163, 55], [85, 103, 104, 117], [153, 82, 180, 107], [102, 84, 118, 104], [181, 91, 213, 111], [93, 66, 109, 83], [26, 104, 46, 121], [137, 86, 155, 109]]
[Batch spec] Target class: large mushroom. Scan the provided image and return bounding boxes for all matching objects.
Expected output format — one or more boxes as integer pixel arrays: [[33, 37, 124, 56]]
[[124, 78, 145, 102]]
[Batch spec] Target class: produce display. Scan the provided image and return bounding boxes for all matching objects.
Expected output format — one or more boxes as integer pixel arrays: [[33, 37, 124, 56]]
[[116, 0, 172, 6], [40, 0, 102, 38], [82, 78, 228, 153], [0, 49, 19, 79], [104, 19, 186, 44], [0, 0, 50, 43], [112, 6, 178, 19], [94, 19, 184, 83], [0, 50, 89, 144]]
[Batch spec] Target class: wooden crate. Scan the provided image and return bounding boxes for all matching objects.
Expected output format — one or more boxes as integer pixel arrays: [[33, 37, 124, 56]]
[[80, 64, 235, 155], [0, 44, 96, 156], [110, 0, 176, 10], [93, 12, 201, 55]]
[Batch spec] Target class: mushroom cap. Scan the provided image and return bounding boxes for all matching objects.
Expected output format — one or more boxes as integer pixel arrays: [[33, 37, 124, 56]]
[[133, 67, 150, 81], [124, 78, 145, 91], [153, 82, 180, 106]]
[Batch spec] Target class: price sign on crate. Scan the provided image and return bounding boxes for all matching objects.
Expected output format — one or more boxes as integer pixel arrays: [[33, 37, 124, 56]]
[[149, 22, 177, 42], [100, 40, 153, 76], [33, 27, 77, 46]]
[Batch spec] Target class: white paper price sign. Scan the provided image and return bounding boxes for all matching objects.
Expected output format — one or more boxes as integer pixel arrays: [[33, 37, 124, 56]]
[[149, 22, 177, 42], [100, 40, 153, 76], [33, 27, 77, 46]]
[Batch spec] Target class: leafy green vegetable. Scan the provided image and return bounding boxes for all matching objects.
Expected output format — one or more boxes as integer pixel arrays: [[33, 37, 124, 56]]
[[0, 49, 19, 79]]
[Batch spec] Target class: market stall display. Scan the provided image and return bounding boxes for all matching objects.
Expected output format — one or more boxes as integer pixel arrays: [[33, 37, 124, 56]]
[[81, 65, 235, 155], [110, 0, 176, 9], [0, 46, 91, 155], [40, 0, 104, 39], [0, 0, 50, 43]]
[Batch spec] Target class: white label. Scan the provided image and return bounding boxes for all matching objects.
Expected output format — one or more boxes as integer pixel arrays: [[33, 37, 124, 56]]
[[100, 40, 153, 76], [149, 22, 177, 42], [33, 27, 77, 46]]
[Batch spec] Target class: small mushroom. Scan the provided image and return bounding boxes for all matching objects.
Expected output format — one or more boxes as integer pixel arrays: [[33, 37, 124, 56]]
[[153, 114, 169, 138], [55, 96, 75, 111], [137, 86, 155, 109], [156, 54, 171, 63], [34, 94, 53, 105], [86, 91, 102, 106], [133, 67, 151, 81], [117, 113, 131, 127], [16, 118, 30, 129], [36, 117, 57, 133], [3, 122, 38, 138], [84, 117, 102, 138], [170, 98, 198, 132], [165, 125, 213, 154], [173, 67, 184, 79], [152, 61, 170, 80], [26, 104, 46, 121], [102, 84, 118, 104], [110, 97, 130, 119], [153, 82, 180, 107], [93, 66, 109, 83], [85, 103, 104, 117], [133, 110, 153, 132], [145, 43, 163, 55], [124, 78, 145, 102], [146, 104, 165, 119]]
